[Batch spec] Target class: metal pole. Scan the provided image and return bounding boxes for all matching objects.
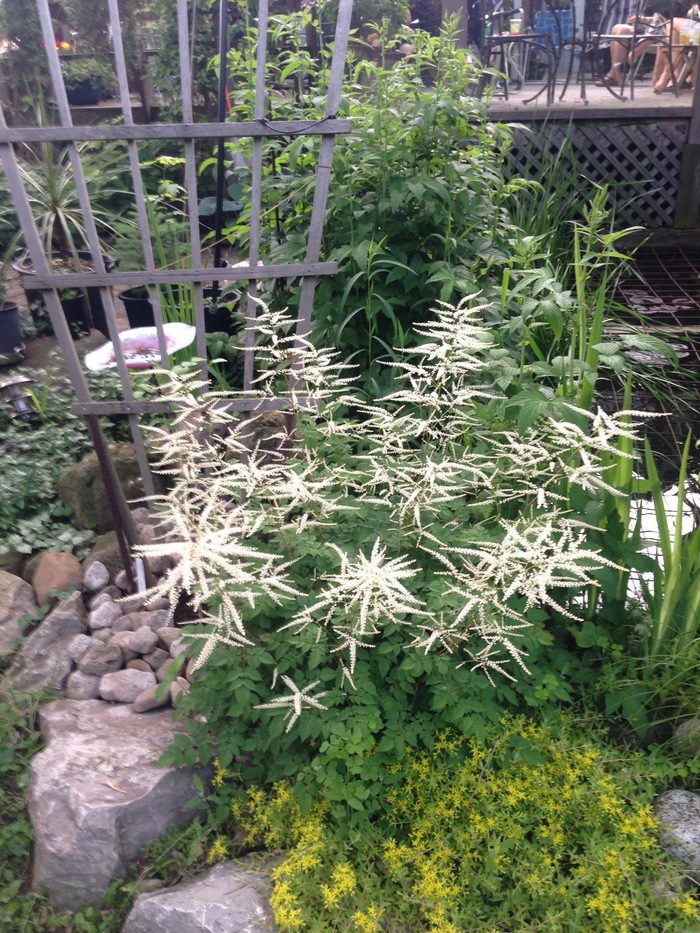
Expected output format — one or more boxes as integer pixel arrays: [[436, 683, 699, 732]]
[[673, 64, 700, 229], [211, 0, 230, 306]]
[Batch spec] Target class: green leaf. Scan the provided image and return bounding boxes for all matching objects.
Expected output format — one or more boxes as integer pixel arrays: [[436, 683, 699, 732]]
[[622, 333, 679, 366], [571, 621, 599, 649], [505, 389, 551, 433]]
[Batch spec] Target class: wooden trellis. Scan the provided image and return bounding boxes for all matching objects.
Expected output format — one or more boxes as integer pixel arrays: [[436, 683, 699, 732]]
[[505, 119, 692, 228], [0, 0, 353, 579]]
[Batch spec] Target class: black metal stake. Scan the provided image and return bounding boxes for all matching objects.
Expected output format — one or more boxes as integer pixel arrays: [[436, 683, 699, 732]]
[[85, 415, 137, 593]]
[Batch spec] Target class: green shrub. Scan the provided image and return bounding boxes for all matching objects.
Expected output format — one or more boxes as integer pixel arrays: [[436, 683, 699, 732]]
[[232, 715, 700, 933], [0, 368, 130, 556], [61, 58, 117, 97], [147, 295, 647, 818]]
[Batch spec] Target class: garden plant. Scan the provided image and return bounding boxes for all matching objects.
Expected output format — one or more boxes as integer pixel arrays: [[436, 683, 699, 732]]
[[2, 7, 700, 933]]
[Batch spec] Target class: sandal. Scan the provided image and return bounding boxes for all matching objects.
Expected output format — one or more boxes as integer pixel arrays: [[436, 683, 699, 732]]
[[595, 74, 619, 87]]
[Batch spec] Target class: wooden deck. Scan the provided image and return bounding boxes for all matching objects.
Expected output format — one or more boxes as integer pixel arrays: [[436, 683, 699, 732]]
[[486, 79, 695, 122]]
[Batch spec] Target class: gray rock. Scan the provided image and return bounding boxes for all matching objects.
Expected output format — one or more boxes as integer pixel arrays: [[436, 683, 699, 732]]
[[92, 628, 113, 645], [23, 551, 43, 586], [114, 612, 152, 634], [0, 591, 86, 695], [145, 610, 170, 633], [170, 678, 190, 706], [88, 601, 122, 632], [88, 586, 121, 610], [120, 595, 146, 614], [82, 561, 109, 593], [79, 645, 123, 677], [145, 598, 170, 612], [69, 634, 103, 664], [674, 720, 700, 756], [0, 547, 26, 577], [29, 699, 206, 910], [129, 626, 158, 655], [133, 878, 164, 895], [114, 570, 131, 592], [142, 647, 169, 671], [100, 669, 156, 703], [131, 507, 151, 525], [147, 556, 163, 577], [170, 640, 188, 659], [157, 627, 182, 650], [111, 616, 135, 634], [0, 570, 38, 658], [127, 659, 153, 673], [107, 631, 138, 661], [66, 671, 101, 700], [139, 524, 156, 544], [122, 859, 274, 933], [133, 684, 170, 713], [655, 790, 700, 873], [156, 661, 177, 683], [84, 532, 123, 580]]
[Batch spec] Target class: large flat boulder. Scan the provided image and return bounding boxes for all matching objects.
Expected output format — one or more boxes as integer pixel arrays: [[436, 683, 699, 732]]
[[0, 570, 37, 658], [655, 789, 700, 875], [56, 443, 153, 534], [123, 858, 275, 933], [29, 699, 206, 911], [0, 591, 86, 694]]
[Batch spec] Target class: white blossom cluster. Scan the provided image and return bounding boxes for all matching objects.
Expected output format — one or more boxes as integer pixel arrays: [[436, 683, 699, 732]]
[[135, 299, 643, 721]]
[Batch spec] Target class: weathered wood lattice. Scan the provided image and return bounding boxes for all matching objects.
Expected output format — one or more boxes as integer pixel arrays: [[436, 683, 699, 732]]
[[0, 0, 353, 573], [505, 119, 692, 228]]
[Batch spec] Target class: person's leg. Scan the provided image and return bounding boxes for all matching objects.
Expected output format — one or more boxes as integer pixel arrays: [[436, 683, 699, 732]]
[[603, 24, 633, 83], [653, 22, 681, 92]]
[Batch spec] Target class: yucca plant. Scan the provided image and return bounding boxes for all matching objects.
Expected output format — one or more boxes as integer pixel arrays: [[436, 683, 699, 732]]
[[0, 138, 131, 270]]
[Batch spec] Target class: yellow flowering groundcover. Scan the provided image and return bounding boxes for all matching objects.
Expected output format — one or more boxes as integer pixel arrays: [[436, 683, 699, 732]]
[[222, 715, 700, 933]]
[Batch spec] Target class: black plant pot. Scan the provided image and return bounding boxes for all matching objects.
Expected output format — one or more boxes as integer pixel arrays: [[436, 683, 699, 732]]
[[59, 291, 89, 339], [203, 287, 241, 334], [13, 249, 116, 338], [119, 284, 240, 334], [0, 301, 26, 364], [66, 79, 102, 107], [24, 289, 88, 340], [120, 287, 154, 329]]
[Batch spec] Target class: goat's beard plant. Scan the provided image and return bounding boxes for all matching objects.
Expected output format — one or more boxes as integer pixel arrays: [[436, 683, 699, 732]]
[[146, 298, 639, 816]]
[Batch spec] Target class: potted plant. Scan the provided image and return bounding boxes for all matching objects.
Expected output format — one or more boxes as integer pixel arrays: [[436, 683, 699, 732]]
[[0, 272, 26, 364], [113, 195, 240, 336], [61, 57, 115, 106], [0, 138, 130, 338]]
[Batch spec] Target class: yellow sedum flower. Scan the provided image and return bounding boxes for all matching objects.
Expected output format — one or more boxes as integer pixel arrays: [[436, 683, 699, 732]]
[[225, 715, 697, 932], [206, 835, 228, 864]]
